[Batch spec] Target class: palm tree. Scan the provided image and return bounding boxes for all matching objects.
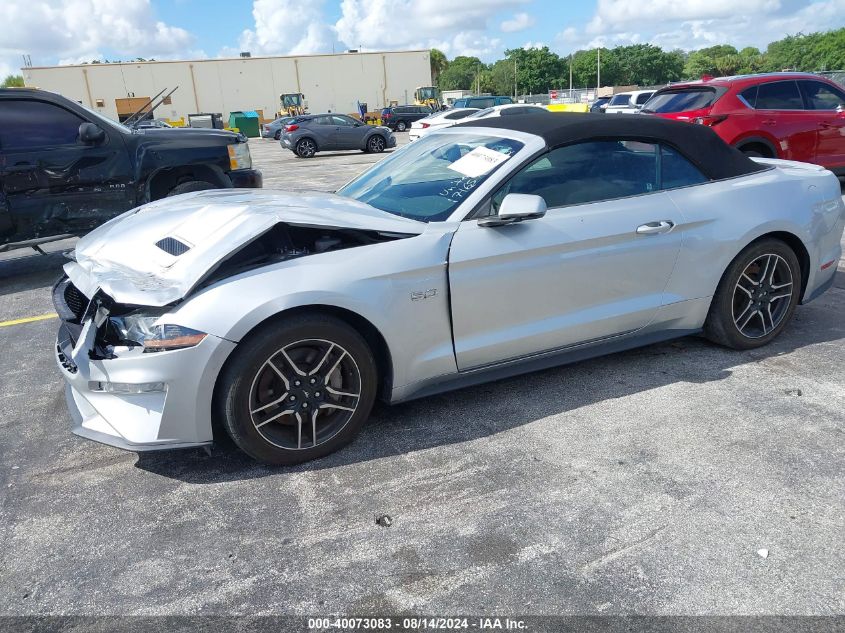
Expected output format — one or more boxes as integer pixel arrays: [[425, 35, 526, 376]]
[[430, 49, 448, 84]]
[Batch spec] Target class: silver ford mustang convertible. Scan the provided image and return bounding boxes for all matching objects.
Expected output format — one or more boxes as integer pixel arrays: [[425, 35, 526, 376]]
[[54, 113, 845, 464]]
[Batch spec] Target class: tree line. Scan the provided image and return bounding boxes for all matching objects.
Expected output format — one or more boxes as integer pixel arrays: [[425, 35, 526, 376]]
[[430, 27, 845, 95]]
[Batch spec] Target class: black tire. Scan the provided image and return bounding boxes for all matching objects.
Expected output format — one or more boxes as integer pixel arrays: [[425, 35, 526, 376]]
[[166, 180, 214, 197], [295, 138, 317, 158], [274, 129, 281, 140], [704, 238, 801, 350], [366, 135, 386, 153], [396, 120, 407, 132], [217, 313, 378, 465], [741, 148, 764, 158]]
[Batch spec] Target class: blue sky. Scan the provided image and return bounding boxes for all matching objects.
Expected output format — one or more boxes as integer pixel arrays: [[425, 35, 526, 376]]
[[2, 0, 844, 79]]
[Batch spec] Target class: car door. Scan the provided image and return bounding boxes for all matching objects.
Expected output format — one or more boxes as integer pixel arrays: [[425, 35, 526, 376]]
[[448, 140, 684, 370], [750, 80, 817, 162], [0, 97, 133, 244], [332, 115, 364, 149], [798, 79, 845, 169], [310, 116, 337, 150]]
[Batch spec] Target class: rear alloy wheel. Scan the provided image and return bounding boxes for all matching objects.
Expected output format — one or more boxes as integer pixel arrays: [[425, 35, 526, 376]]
[[705, 239, 801, 349], [396, 120, 407, 132], [274, 129, 281, 140], [295, 138, 317, 158], [218, 314, 377, 465], [366, 135, 386, 153]]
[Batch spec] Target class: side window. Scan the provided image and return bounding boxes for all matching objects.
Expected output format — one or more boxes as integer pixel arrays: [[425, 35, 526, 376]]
[[738, 86, 758, 108], [314, 116, 332, 125], [445, 110, 472, 120], [0, 100, 84, 150], [755, 81, 803, 110], [660, 146, 709, 189], [490, 140, 659, 212], [799, 81, 845, 110], [332, 115, 354, 126], [635, 92, 653, 105]]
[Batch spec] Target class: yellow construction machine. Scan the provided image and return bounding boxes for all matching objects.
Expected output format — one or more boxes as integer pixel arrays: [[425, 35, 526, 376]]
[[278, 93, 306, 117], [414, 86, 441, 110]]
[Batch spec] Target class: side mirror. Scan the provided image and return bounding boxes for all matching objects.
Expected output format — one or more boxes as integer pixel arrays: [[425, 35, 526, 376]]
[[79, 122, 105, 144], [478, 194, 547, 227]]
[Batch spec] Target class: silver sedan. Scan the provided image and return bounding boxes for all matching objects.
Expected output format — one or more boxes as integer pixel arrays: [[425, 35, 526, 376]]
[[54, 114, 845, 464]]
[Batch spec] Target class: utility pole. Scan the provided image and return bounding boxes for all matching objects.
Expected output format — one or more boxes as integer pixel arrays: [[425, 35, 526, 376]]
[[569, 54, 573, 98], [597, 47, 601, 90], [514, 59, 517, 99]]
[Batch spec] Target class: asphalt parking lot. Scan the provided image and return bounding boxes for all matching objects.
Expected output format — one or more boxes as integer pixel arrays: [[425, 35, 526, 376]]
[[1, 133, 844, 617]]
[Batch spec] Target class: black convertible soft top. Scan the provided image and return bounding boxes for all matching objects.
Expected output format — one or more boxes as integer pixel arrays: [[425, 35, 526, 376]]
[[457, 112, 767, 180]]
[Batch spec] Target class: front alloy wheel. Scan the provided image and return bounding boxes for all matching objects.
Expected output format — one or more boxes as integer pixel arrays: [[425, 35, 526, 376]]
[[217, 314, 377, 465], [249, 339, 362, 450], [367, 135, 385, 153]]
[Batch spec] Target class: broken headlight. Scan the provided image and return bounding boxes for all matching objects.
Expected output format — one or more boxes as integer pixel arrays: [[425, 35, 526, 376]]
[[109, 311, 207, 353]]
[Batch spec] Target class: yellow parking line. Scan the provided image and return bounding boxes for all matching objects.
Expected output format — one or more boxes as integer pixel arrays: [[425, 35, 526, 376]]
[[0, 313, 58, 327]]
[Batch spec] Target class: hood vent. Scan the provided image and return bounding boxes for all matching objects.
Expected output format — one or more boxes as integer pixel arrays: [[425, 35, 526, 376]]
[[155, 237, 191, 256]]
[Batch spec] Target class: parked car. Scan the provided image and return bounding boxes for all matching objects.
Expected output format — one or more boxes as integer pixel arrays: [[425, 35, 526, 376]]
[[53, 112, 844, 464], [463, 104, 549, 122], [380, 105, 433, 132], [262, 116, 294, 140], [0, 88, 262, 253], [590, 96, 611, 113], [605, 90, 655, 114], [280, 114, 395, 157], [642, 72, 845, 174], [408, 107, 479, 141], [135, 118, 173, 129], [451, 96, 514, 109]]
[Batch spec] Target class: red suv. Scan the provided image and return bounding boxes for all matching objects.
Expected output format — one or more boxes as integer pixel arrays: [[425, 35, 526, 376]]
[[642, 73, 845, 175]]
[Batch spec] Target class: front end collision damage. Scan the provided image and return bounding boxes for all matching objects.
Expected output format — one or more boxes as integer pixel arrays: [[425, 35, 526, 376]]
[[53, 190, 431, 449]]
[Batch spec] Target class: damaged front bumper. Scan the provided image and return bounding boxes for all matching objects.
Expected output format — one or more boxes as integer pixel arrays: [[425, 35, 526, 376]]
[[53, 278, 236, 452]]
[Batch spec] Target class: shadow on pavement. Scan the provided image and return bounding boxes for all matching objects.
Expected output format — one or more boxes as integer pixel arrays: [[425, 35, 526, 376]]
[[0, 251, 69, 298], [135, 300, 845, 483]]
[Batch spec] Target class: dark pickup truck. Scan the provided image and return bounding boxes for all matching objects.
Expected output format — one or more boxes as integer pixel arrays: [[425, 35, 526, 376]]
[[0, 88, 262, 252]]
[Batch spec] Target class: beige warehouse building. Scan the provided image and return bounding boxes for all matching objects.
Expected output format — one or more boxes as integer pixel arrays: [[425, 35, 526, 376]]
[[21, 50, 432, 123]]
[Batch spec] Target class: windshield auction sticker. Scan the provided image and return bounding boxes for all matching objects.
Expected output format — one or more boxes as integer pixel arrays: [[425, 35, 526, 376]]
[[448, 146, 510, 178]]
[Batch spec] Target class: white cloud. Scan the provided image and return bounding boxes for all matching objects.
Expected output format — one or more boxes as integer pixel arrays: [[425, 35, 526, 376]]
[[522, 41, 547, 50], [237, 0, 334, 56], [558, 0, 845, 52], [0, 0, 196, 74], [335, 0, 526, 59], [500, 12, 535, 33]]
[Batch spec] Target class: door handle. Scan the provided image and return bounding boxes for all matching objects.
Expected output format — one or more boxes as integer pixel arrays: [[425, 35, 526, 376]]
[[762, 118, 777, 126], [636, 220, 675, 235]]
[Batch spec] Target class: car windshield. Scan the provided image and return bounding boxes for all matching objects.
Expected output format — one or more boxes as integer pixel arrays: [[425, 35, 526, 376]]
[[466, 107, 495, 119], [337, 132, 524, 222], [642, 88, 719, 113], [76, 102, 130, 132]]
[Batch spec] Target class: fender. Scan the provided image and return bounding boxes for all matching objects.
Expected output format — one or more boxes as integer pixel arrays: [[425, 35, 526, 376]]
[[731, 133, 780, 158]]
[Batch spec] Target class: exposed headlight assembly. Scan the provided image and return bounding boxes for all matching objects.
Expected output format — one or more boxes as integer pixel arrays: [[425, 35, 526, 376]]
[[109, 311, 207, 353], [227, 141, 252, 170]]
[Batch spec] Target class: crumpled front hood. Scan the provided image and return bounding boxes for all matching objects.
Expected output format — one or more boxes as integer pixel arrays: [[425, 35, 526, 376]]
[[65, 189, 424, 307]]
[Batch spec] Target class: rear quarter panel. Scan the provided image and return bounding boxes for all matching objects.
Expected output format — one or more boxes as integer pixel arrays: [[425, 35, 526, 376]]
[[665, 162, 844, 312]]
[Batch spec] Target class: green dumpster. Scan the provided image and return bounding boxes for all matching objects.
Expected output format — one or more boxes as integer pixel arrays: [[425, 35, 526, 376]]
[[228, 110, 260, 138]]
